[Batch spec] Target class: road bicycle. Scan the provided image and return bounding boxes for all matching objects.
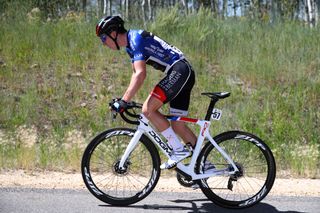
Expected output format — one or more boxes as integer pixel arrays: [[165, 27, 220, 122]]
[[81, 92, 276, 209]]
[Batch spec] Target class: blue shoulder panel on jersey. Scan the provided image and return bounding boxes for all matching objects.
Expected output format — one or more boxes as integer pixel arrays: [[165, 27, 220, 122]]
[[126, 29, 185, 72], [127, 30, 145, 62]]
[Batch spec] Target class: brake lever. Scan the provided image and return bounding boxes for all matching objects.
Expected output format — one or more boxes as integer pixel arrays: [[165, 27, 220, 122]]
[[110, 111, 118, 121]]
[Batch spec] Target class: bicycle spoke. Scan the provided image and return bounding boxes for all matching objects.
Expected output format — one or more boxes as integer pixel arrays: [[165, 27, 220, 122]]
[[199, 131, 275, 208], [82, 128, 160, 205]]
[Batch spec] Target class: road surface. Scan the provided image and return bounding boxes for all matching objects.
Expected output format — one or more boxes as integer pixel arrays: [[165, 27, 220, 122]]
[[1, 188, 319, 213]]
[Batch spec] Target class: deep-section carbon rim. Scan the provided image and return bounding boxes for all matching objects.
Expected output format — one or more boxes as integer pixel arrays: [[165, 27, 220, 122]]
[[81, 128, 160, 206], [197, 131, 276, 209]]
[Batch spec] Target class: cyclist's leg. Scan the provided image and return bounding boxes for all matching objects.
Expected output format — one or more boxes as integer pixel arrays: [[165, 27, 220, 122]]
[[172, 121, 197, 147], [170, 92, 197, 147], [146, 60, 196, 169], [169, 62, 196, 147], [142, 95, 169, 132], [143, 95, 185, 152]]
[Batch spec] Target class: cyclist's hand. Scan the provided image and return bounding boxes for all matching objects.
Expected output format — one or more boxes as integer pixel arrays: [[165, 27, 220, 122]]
[[110, 99, 128, 113]]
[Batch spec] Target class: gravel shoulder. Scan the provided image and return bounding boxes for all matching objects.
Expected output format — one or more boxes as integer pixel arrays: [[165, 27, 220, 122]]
[[0, 170, 319, 197]]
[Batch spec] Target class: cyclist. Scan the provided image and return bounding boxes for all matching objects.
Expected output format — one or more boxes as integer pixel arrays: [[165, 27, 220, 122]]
[[96, 16, 196, 169]]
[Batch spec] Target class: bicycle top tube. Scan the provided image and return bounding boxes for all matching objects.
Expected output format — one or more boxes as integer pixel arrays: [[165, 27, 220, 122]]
[[109, 91, 230, 124], [165, 116, 198, 123]]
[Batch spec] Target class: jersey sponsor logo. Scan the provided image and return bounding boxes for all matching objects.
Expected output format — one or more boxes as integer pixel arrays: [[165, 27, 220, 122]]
[[154, 36, 171, 50], [154, 36, 183, 56], [134, 53, 143, 59], [145, 46, 165, 58], [159, 70, 182, 91], [127, 30, 184, 69]]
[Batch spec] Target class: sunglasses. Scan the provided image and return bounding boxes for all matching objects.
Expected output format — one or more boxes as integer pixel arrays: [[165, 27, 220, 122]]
[[100, 34, 107, 43]]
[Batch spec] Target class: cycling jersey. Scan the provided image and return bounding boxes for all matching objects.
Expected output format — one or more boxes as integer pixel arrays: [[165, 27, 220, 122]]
[[125, 29, 195, 116], [126, 30, 185, 73]]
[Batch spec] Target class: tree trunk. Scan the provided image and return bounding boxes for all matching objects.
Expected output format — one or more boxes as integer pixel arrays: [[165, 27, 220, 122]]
[[211, 0, 218, 17], [103, 0, 107, 15], [82, 0, 87, 13], [233, 0, 237, 17], [82, 0, 87, 19], [148, 0, 152, 20], [306, 0, 316, 27], [141, 0, 146, 26], [304, 0, 309, 23], [270, 0, 278, 23], [240, 0, 246, 17], [126, 0, 129, 19], [222, 0, 228, 19], [180, 0, 188, 15], [159, 0, 165, 8], [96, 1, 101, 17], [120, 0, 125, 17], [191, 0, 195, 13], [108, 0, 112, 16], [316, 0, 320, 25]]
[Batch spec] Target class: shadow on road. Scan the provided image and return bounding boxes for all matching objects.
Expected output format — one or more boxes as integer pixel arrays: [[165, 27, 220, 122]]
[[170, 198, 305, 213], [100, 198, 305, 213]]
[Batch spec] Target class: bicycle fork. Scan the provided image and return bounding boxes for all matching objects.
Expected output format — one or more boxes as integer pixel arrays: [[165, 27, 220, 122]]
[[118, 129, 143, 169], [118, 114, 150, 170]]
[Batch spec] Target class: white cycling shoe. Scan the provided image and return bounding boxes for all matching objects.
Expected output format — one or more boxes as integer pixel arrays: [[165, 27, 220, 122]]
[[160, 147, 191, 170]]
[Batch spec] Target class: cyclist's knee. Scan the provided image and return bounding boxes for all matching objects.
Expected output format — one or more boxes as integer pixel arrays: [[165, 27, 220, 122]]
[[142, 104, 151, 118], [142, 105, 157, 119], [142, 96, 163, 119]]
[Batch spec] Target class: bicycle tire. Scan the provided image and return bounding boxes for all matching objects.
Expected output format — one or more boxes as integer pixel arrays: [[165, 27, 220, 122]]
[[196, 131, 276, 209], [81, 128, 161, 206]]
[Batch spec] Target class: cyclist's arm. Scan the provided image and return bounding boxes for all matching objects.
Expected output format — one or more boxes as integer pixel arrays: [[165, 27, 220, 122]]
[[122, 60, 146, 102]]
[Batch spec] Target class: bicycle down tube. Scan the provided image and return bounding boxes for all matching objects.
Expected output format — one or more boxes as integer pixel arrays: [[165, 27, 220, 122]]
[[118, 114, 239, 180]]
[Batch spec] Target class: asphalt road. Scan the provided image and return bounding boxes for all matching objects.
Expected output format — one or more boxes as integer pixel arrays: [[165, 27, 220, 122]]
[[0, 188, 319, 213]]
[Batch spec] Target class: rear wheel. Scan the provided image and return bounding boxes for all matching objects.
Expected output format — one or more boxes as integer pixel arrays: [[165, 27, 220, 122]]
[[81, 128, 161, 206], [196, 131, 276, 209]]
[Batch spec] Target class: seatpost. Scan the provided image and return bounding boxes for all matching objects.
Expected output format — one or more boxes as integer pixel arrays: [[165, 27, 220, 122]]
[[205, 98, 219, 121]]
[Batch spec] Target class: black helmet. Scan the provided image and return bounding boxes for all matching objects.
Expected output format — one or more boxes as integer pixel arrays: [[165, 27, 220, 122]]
[[96, 16, 126, 37]]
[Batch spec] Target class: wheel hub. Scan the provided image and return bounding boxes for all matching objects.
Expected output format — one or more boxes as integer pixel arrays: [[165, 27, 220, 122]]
[[228, 162, 244, 178], [113, 160, 130, 175]]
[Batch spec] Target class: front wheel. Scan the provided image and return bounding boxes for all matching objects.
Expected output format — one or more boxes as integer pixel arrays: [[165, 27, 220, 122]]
[[196, 131, 276, 209], [81, 128, 161, 206]]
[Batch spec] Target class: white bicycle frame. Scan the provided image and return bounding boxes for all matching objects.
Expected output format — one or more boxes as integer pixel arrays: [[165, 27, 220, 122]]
[[119, 114, 239, 180]]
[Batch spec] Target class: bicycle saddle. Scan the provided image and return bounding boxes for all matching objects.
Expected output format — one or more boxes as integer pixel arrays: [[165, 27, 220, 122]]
[[201, 92, 231, 99]]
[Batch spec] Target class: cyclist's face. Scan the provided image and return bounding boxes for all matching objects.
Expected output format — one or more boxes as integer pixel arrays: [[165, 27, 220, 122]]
[[101, 32, 118, 50]]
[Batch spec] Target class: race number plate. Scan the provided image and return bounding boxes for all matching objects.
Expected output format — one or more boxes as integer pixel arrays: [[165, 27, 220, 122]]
[[211, 108, 222, 120]]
